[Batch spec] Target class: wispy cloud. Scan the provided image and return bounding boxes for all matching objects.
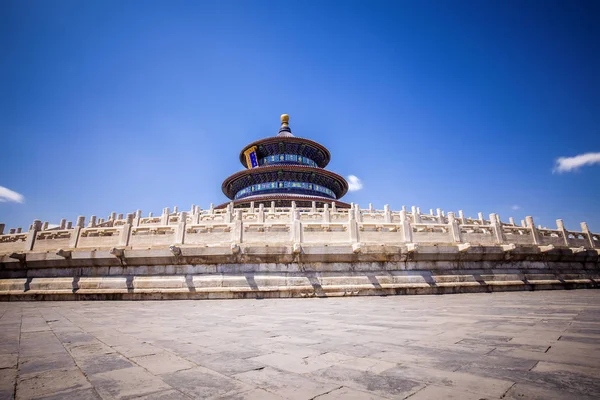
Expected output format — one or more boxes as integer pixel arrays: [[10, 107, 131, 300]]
[[511, 205, 520, 211], [554, 152, 600, 173], [0, 186, 24, 203], [347, 175, 363, 192]]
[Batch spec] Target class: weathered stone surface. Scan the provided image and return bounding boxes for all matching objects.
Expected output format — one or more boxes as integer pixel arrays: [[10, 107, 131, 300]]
[[0, 290, 599, 399], [87, 367, 172, 399], [161, 366, 254, 398], [16, 368, 91, 399]]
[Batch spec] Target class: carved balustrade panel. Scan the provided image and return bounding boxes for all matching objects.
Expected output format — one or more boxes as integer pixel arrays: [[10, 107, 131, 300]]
[[502, 226, 535, 245], [243, 223, 292, 244], [330, 213, 349, 223], [302, 223, 348, 243], [0, 233, 28, 253], [460, 224, 496, 245], [590, 233, 600, 249], [265, 213, 291, 223], [241, 213, 258, 222], [185, 224, 232, 245], [567, 232, 590, 248], [139, 217, 162, 225], [537, 228, 567, 247], [411, 223, 452, 243], [361, 213, 385, 223], [198, 215, 226, 224], [299, 213, 323, 222], [129, 226, 177, 247], [33, 230, 73, 251], [359, 223, 404, 243], [78, 227, 121, 249]]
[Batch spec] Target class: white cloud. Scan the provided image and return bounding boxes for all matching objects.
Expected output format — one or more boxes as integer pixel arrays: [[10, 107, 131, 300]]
[[0, 186, 24, 203], [347, 175, 363, 192], [511, 205, 520, 211], [554, 152, 600, 173]]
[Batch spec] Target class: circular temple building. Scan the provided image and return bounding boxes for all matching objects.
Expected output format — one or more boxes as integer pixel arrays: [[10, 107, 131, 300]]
[[220, 114, 350, 208]]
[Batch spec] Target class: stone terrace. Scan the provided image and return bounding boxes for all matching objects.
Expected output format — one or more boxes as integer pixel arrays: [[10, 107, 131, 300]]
[[1, 291, 599, 399]]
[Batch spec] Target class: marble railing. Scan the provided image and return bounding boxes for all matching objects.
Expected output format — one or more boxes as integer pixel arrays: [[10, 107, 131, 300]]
[[1, 202, 598, 256]]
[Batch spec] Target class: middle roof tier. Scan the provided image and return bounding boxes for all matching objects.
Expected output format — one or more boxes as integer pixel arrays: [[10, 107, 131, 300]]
[[222, 165, 349, 201]]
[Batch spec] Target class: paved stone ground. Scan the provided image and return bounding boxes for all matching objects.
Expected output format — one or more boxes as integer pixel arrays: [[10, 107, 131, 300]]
[[1, 290, 599, 400]]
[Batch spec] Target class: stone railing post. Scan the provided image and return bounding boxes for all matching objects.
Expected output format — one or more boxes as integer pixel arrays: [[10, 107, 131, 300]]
[[231, 210, 243, 243], [411, 206, 420, 223], [311, 201, 316, 213], [331, 202, 337, 213], [174, 212, 186, 244], [509, 217, 516, 226], [400, 210, 413, 243], [292, 210, 302, 244], [348, 207, 359, 243], [69, 216, 85, 248], [161, 208, 170, 225], [354, 204, 362, 222], [0, 223, 4, 235], [384, 204, 391, 223], [193, 208, 201, 224], [59, 218, 66, 230], [490, 213, 505, 244], [323, 204, 330, 223], [436, 208, 443, 223], [478, 212, 485, 224], [526, 216, 540, 245], [88, 216, 97, 228], [447, 212, 461, 243], [134, 210, 142, 226], [581, 222, 595, 249], [224, 203, 234, 223], [258, 204, 265, 223], [25, 220, 42, 251], [555, 219, 570, 247], [118, 214, 133, 247], [458, 210, 466, 225]]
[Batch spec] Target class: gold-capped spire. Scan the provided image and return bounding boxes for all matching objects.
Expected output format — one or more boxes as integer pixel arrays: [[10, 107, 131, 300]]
[[278, 113, 293, 137]]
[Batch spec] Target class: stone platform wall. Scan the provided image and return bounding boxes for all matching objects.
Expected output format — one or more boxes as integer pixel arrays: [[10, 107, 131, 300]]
[[1, 243, 598, 300], [1, 204, 598, 300]]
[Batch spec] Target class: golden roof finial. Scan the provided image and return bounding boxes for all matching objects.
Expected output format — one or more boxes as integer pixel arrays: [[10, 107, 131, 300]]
[[280, 114, 290, 126]]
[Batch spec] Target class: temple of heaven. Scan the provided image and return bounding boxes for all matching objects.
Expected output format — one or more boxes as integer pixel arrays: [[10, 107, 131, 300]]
[[219, 114, 350, 209]]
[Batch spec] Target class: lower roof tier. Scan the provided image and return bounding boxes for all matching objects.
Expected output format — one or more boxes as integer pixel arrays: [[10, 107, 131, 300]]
[[222, 165, 348, 200], [216, 193, 352, 209]]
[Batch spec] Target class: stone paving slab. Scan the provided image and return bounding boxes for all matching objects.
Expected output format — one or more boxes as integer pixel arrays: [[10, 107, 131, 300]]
[[0, 290, 599, 399]]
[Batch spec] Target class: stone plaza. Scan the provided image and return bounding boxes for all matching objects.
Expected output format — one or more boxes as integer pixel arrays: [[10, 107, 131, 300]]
[[1, 290, 599, 399]]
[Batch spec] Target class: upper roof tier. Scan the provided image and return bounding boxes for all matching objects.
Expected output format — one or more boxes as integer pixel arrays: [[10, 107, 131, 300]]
[[238, 115, 331, 168]]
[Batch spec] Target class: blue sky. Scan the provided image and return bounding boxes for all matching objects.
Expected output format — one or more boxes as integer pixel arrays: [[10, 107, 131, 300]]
[[1, 0, 599, 231]]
